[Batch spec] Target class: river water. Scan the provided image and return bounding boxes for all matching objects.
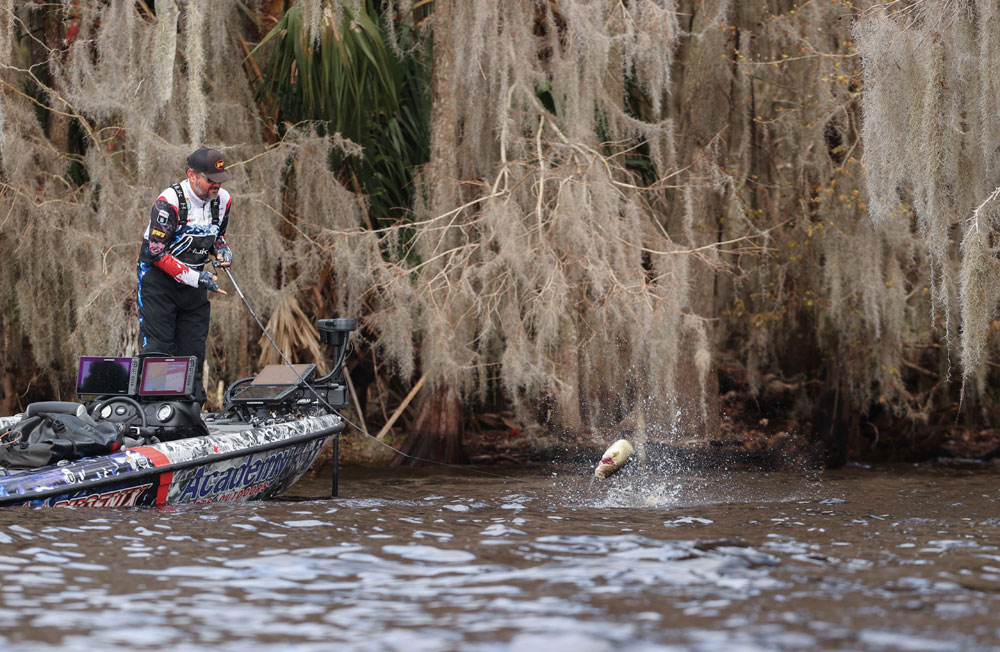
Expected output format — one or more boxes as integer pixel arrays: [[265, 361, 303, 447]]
[[1, 460, 999, 651]]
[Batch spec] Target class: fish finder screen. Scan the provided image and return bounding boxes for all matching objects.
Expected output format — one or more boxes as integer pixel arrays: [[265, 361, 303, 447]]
[[251, 364, 315, 385], [139, 357, 193, 396], [77, 357, 135, 396]]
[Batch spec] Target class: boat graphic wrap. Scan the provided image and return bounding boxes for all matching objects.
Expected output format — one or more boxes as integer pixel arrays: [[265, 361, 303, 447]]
[[0, 452, 151, 506], [53, 483, 153, 508], [0, 414, 343, 507], [169, 436, 328, 504]]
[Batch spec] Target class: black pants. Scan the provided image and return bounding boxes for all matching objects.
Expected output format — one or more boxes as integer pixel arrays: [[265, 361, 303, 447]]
[[137, 265, 209, 404]]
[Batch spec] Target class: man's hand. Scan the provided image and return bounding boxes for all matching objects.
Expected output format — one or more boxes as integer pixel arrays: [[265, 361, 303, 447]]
[[214, 245, 233, 268], [198, 271, 227, 294]]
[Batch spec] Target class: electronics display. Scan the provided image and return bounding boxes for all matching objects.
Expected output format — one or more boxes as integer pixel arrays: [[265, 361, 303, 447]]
[[76, 357, 138, 396], [229, 385, 300, 401], [230, 363, 316, 404], [251, 364, 316, 386], [138, 356, 197, 397]]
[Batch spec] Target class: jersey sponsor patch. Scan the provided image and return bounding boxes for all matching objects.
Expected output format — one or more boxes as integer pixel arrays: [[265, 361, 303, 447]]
[[149, 242, 165, 255], [157, 209, 169, 225], [151, 229, 166, 238]]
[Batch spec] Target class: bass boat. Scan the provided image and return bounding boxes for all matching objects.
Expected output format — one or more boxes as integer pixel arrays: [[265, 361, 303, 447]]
[[0, 318, 355, 508]]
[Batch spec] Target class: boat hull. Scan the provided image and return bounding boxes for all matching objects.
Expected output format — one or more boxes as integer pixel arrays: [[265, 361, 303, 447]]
[[0, 414, 344, 507]]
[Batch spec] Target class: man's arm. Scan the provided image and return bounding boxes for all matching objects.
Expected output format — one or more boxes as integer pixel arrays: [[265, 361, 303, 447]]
[[147, 196, 200, 287]]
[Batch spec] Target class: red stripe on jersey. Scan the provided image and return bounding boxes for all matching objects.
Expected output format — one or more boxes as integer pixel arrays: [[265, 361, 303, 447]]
[[153, 254, 191, 282]]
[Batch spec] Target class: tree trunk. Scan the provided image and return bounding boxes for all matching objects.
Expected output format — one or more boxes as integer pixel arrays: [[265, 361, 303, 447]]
[[43, 7, 69, 155], [662, 0, 728, 438], [425, 0, 459, 213], [391, 0, 467, 465], [0, 374, 14, 416], [392, 383, 467, 466]]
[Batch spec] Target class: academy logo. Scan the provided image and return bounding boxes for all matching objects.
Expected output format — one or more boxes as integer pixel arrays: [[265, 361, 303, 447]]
[[175, 448, 296, 503]]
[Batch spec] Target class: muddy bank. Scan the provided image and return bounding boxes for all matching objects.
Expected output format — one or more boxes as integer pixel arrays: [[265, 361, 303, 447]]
[[324, 399, 1000, 473]]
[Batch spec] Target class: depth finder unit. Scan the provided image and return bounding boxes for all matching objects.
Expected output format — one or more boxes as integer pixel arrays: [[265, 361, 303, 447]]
[[222, 318, 355, 421], [137, 356, 197, 397], [72, 317, 356, 437], [76, 354, 203, 440], [76, 356, 139, 397]]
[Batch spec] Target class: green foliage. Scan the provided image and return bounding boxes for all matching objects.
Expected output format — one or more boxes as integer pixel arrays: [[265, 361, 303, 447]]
[[253, 0, 430, 225]]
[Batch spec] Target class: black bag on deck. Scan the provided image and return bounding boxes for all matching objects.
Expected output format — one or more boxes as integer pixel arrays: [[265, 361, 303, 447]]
[[0, 409, 124, 470]]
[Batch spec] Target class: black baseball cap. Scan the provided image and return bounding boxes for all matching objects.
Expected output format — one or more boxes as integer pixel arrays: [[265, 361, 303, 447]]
[[187, 148, 231, 183]]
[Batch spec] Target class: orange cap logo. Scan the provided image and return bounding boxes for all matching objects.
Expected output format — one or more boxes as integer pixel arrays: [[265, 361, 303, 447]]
[[215, 159, 225, 170]]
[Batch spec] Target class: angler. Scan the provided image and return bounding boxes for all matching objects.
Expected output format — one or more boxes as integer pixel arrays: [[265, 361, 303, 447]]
[[137, 147, 233, 407]]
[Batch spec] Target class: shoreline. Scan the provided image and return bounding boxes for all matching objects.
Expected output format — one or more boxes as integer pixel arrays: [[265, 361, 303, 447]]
[[323, 411, 1000, 471]]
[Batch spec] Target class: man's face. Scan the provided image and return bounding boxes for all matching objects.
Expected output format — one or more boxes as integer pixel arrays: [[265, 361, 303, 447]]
[[188, 169, 221, 200]]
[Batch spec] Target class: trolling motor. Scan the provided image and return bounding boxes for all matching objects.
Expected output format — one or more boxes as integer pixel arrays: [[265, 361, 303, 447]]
[[315, 318, 355, 388], [315, 318, 356, 500], [222, 318, 356, 421]]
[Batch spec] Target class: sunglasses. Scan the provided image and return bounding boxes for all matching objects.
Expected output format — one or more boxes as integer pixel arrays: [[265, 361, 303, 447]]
[[197, 173, 222, 185]]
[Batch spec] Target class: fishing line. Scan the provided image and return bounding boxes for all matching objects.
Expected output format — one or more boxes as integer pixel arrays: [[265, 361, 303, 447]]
[[337, 413, 517, 480], [223, 267, 294, 368], [222, 267, 517, 480]]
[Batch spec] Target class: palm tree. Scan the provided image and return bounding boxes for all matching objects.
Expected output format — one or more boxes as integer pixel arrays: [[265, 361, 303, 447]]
[[253, 0, 430, 227], [254, 0, 467, 463]]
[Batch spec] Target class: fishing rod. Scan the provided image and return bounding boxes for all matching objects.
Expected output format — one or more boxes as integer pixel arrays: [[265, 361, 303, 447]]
[[219, 265, 515, 484]]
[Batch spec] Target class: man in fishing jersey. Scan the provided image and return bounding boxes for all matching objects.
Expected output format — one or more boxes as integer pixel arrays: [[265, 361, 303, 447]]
[[137, 148, 233, 405]]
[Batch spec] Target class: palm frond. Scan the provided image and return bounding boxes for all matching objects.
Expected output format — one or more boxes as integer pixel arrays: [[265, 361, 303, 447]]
[[253, 0, 430, 226]]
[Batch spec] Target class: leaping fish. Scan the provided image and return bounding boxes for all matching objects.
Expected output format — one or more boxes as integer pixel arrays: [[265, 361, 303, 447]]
[[594, 439, 634, 478]]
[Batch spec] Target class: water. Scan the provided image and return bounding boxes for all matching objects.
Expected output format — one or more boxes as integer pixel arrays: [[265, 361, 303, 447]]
[[1, 462, 999, 651]]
